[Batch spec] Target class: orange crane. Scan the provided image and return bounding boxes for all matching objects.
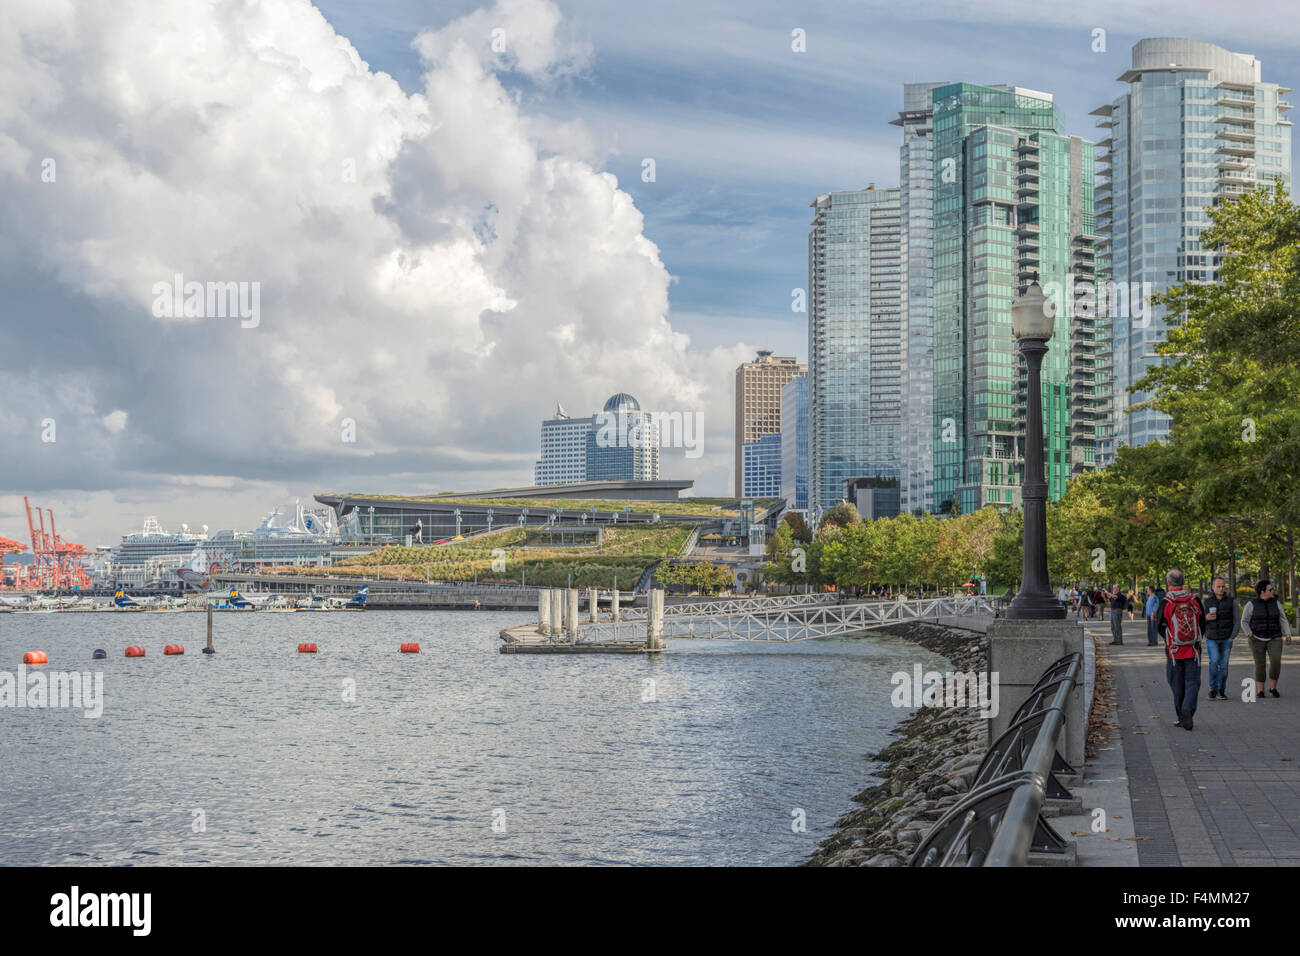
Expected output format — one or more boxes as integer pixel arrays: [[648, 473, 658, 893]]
[[16, 497, 91, 590], [0, 536, 26, 589]]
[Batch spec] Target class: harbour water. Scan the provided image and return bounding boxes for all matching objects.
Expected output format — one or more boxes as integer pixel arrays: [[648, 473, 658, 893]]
[[0, 610, 947, 866]]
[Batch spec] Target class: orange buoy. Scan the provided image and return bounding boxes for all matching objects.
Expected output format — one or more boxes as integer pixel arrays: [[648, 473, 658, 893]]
[[125, 645, 146, 658], [164, 644, 184, 655], [22, 651, 47, 665], [400, 643, 420, 653], [298, 643, 318, 653]]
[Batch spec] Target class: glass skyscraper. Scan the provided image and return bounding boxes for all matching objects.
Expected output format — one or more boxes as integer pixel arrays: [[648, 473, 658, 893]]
[[780, 374, 809, 511], [741, 433, 783, 500], [1095, 38, 1292, 450], [894, 82, 946, 516], [807, 186, 903, 515], [930, 83, 1097, 514], [535, 393, 659, 484]]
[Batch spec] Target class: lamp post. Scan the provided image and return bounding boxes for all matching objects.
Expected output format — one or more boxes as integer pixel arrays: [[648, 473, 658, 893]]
[[1006, 281, 1065, 621]]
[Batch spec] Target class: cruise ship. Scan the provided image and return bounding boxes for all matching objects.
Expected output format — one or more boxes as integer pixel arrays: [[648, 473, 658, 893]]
[[94, 504, 339, 588]]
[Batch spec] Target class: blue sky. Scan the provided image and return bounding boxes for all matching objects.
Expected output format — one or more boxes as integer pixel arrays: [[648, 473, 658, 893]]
[[315, 0, 1300, 359]]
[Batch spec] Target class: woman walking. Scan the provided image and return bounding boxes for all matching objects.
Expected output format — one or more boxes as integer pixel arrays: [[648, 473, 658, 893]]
[[1240, 580, 1293, 698]]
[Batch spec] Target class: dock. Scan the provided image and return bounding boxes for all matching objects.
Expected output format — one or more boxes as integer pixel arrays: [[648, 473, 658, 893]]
[[500, 586, 664, 654], [498, 623, 656, 654]]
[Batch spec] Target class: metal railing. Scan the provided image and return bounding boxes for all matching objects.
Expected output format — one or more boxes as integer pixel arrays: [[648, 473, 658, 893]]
[[909, 651, 1082, 867], [576, 594, 999, 644]]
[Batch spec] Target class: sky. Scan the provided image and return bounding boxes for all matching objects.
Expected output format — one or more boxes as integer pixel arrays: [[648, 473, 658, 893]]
[[1, 0, 1298, 546]]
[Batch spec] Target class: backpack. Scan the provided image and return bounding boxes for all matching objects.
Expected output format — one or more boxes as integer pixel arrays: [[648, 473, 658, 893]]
[[1166, 591, 1201, 657]]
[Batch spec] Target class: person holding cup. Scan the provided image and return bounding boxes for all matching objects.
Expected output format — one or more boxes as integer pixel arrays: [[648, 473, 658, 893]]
[[1201, 576, 1238, 700]]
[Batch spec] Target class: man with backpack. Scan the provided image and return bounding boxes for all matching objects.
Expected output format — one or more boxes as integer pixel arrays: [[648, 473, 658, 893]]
[[1157, 568, 1205, 730]]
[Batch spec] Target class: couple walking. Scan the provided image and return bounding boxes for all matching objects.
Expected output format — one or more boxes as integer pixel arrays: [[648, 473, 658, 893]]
[[1143, 570, 1293, 731]]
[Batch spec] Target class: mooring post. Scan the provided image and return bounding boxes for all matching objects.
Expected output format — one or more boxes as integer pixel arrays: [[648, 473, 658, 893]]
[[647, 588, 664, 650], [567, 588, 580, 640], [202, 600, 215, 654], [611, 588, 620, 623], [538, 588, 551, 635], [589, 587, 599, 623]]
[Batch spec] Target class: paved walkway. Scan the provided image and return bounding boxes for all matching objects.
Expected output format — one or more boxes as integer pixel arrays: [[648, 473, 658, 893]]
[[1090, 617, 1300, 866]]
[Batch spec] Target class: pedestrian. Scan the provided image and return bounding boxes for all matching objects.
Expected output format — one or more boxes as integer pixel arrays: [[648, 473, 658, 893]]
[[1239, 579, 1293, 699], [1157, 568, 1205, 730], [1071, 585, 1082, 620], [1108, 583, 1127, 645], [1126, 588, 1137, 621], [1081, 587, 1092, 621], [1201, 576, 1238, 700], [1143, 585, 1160, 646]]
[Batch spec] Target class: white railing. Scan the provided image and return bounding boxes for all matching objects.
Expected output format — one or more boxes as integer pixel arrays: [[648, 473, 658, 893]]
[[576, 594, 998, 643]]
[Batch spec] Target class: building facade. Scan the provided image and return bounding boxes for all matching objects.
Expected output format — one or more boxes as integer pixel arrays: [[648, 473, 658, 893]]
[[780, 374, 809, 511], [894, 82, 947, 515], [734, 351, 804, 497], [1094, 38, 1292, 450], [535, 393, 659, 484], [807, 186, 903, 515], [930, 83, 1097, 514], [534, 405, 592, 485], [741, 432, 783, 500]]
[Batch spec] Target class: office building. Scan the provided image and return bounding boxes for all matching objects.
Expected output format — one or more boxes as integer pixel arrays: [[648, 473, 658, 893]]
[[734, 351, 805, 497], [807, 186, 903, 514], [780, 374, 809, 511]]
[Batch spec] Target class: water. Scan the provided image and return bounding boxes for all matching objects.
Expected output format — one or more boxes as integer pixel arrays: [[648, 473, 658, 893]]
[[0, 610, 947, 865]]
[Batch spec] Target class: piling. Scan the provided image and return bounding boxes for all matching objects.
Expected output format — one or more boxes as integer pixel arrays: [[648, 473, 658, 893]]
[[567, 588, 580, 640], [202, 602, 216, 654], [611, 588, 620, 622], [538, 588, 552, 635], [647, 588, 664, 650], [589, 587, 599, 623]]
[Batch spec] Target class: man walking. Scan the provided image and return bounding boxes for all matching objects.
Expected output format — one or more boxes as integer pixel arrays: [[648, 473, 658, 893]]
[[1108, 583, 1127, 646], [1201, 576, 1237, 700], [1157, 568, 1205, 730], [1144, 585, 1160, 646]]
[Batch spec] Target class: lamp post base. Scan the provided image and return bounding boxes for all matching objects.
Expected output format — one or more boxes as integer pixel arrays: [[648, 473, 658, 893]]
[[1004, 592, 1067, 620]]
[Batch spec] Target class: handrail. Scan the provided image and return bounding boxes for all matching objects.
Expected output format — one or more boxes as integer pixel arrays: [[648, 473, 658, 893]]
[[909, 651, 1082, 867]]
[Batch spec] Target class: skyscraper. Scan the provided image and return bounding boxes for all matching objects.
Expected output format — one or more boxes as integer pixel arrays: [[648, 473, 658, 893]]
[[534, 393, 659, 484], [741, 433, 783, 500], [1094, 38, 1292, 450], [930, 83, 1097, 514], [734, 351, 805, 497], [807, 186, 903, 515], [780, 374, 809, 511], [894, 82, 947, 516]]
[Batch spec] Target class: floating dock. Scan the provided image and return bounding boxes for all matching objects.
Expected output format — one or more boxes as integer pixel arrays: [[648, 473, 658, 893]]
[[499, 587, 664, 654], [498, 624, 655, 654]]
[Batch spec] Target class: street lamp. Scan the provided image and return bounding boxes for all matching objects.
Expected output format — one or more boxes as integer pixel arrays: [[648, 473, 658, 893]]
[[1006, 280, 1065, 621]]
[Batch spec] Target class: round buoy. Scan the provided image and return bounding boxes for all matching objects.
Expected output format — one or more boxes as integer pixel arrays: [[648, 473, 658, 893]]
[[298, 643, 318, 653], [164, 644, 184, 655], [92, 649, 107, 660], [22, 651, 47, 665], [125, 645, 146, 658], [400, 643, 420, 653]]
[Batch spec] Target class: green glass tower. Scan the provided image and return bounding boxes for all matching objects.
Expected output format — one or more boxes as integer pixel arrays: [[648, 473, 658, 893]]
[[930, 83, 1097, 514]]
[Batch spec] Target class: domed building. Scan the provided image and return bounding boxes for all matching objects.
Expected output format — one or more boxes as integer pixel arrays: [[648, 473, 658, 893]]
[[535, 393, 659, 485]]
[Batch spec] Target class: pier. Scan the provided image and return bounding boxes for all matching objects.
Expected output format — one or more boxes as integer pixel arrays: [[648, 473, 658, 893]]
[[500, 589, 1000, 653]]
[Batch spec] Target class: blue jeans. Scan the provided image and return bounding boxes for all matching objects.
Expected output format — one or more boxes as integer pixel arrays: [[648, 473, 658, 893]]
[[1167, 655, 1201, 718], [1206, 637, 1233, 694], [1146, 617, 1158, 646]]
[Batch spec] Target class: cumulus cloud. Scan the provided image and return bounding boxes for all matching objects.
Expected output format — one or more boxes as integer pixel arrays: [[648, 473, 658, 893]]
[[0, 0, 743, 541]]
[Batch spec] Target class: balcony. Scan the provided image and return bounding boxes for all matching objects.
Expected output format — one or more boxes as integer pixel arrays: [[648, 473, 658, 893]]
[[1217, 110, 1257, 127], [1216, 94, 1256, 109], [1218, 142, 1256, 157], [1219, 127, 1256, 143]]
